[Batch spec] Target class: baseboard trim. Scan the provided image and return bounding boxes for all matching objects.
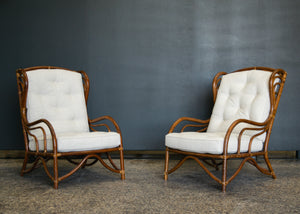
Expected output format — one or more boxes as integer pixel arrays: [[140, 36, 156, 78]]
[[0, 150, 298, 159]]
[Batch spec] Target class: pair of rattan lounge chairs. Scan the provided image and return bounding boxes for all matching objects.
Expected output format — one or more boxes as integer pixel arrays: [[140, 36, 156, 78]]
[[16, 66, 286, 192]]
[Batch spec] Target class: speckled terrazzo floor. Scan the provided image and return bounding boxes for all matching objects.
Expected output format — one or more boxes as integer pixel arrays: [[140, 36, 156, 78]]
[[0, 158, 299, 214]]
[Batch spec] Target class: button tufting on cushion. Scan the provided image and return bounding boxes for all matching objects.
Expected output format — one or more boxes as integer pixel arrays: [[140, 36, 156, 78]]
[[26, 69, 90, 137], [25, 68, 124, 153], [166, 70, 272, 155], [207, 70, 271, 136]]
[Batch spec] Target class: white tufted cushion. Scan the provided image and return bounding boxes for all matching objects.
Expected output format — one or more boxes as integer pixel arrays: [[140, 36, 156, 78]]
[[166, 132, 263, 154], [207, 70, 271, 135], [29, 131, 121, 152], [26, 69, 121, 152], [166, 70, 271, 154], [27, 69, 89, 136]]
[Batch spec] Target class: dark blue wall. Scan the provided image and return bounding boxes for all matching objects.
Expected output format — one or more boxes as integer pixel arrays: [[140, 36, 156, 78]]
[[1, 0, 299, 150]]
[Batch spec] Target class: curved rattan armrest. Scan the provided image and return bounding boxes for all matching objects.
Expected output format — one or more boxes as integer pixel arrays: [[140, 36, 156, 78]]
[[27, 119, 55, 130], [223, 118, 271, 155], [89, 116, 121, 134], [168, 117, 210, 133], [25, 119, 58, 153]]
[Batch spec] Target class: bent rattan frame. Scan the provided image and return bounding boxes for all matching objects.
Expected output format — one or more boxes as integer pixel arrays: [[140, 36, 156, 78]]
[[16, 66, 125, 189], [164, 67, 287, 192]]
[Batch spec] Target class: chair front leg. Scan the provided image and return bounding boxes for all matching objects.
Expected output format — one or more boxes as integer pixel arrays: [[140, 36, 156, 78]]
[[53, 154, 59, 189], [222, 158, 227, 192]]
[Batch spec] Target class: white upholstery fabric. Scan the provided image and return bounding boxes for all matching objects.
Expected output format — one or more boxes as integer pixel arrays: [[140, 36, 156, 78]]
[[26, 69, 89, 136], [29, 131, 121, 152], [166, 132, 263, 154], [207, 70, 271, 135], [26, 69, 120, 152], [166, 70, 271, 154]]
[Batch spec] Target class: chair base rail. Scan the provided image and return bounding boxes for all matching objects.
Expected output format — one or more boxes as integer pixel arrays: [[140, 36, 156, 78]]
[[164, 148, 279, 192], [20, 149, 125, 189], [0, 150, 298, 159]]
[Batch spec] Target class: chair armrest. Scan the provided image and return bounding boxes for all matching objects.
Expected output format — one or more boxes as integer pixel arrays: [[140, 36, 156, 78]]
[[25, 119, 58, 153], [89, 116, 121, 134], [223, 118, 271, 155], [168, 117, 210, 133]]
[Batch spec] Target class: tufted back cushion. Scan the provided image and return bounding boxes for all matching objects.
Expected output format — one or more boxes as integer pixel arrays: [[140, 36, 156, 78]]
[[207, 70, 271, 136], [26, 69, 90, 137]]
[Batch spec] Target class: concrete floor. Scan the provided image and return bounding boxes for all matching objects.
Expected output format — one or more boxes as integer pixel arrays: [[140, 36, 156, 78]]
[[0, 158, 299, 213]]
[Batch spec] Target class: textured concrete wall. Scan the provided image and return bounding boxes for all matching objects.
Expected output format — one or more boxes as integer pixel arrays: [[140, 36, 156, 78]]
[[1, 0, 299, 150]]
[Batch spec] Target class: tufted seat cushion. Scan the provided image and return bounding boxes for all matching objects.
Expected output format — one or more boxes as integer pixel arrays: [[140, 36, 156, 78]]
[[166, 132, 263, 154], [29, 131, 121, 152], [26, 69, 120, 152], [166, 70, 271, 154]]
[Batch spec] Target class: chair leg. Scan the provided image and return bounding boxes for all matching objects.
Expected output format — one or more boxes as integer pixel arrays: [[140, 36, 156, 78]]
[[264, 154, 276, 179], [81, 159, 88, 169], [119, 149, 125, 180], [53, 155, 59, 189], [164, 148, 169, 180], [20, 152, 29, 176], [222, 158, 227, 192]]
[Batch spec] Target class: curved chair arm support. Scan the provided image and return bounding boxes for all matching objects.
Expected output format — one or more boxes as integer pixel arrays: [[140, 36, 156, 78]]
[[25, 119, 58, 153], [89, 116, 122, 134], [223, 118, 270, 155], [168, 117, 210, 133]]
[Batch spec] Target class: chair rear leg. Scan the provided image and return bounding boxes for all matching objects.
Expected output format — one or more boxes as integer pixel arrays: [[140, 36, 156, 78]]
[[20, 152, 29, 176], [264, 154, 276, 179], [119, 149, 125, 180], [164, 148, 169, 180]]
